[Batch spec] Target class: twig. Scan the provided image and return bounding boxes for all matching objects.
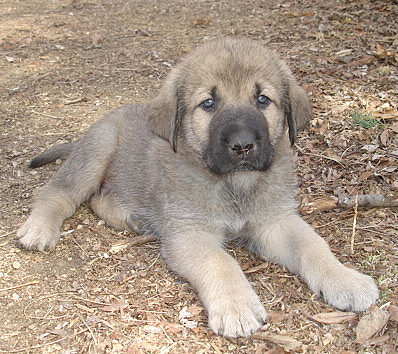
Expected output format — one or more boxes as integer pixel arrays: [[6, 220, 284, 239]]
[[301, 193, 398, 215], [0, 281, 40, 292], [128, 234, 157, 246], [0, 329, 87, 353], [64, 97, 87, 105], [31, 110, 62, 120], [159, 342, 177, 354], [350, 194, 359, 255], [340, 194, 398, 208], [79, 314, 98, 346], [0, 230, 17, 238], [295, 144, 346, 166], [70, 295, 110, 306]]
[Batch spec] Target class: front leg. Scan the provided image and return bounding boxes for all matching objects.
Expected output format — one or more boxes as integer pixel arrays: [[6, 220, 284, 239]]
[[249, 213, 379, 311], [162, 230, 267, 337]]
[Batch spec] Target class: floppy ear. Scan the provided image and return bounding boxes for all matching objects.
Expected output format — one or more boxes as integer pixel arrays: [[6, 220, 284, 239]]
[[283, 70, 312, 146], [147, 69, 185, 152]]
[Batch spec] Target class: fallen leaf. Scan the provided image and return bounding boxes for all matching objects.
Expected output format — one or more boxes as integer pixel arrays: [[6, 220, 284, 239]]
[[388, 305, 398, 322], [48, 328, 68, 336], [252, 332, 302, 352], [187, 305, 204, 316], [373, 109, 398, 120], [143, 325, 162, 334], [163, 322, 184, 334], [312, 311, 357, 324], [268, 311, 288, 323], [75, 303, 95, 313], [367, 334, 390, 346], [355, 306, 390, 343], [100, 302, 129, 312], [358, 171, 373, 182], [179, 306, 198, 329], [244, 262, 269, 274]]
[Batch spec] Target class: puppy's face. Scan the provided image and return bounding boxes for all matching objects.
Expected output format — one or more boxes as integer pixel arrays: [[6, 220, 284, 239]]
[[181, 60, 288, 174], [148, 37, 311, 174]]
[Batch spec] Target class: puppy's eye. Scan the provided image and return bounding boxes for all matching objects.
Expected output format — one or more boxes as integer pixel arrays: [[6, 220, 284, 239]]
[[201, 98, 215, 111], [257, 95, 271, 107]]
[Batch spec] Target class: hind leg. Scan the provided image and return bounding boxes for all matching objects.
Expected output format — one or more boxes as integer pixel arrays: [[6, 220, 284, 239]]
[[88, 186, 132, 231], [16, 119, 118, 251]]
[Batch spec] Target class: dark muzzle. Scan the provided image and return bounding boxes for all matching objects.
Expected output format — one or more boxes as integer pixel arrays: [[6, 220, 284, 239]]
[[204, 106, 274, 174]]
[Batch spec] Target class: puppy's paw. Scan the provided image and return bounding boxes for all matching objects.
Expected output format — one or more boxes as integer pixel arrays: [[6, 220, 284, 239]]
[[319, 267, 379, 312], [207, 291, 267, 337], [16, 218, 61, 251]]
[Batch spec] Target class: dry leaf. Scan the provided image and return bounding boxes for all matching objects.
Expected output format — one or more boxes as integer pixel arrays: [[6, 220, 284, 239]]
[[355, 306, 390, 343], [268, 311, 288, 323], [388, 305, 398, 322], [143, 325, 162, 334], [367, 334, 390, 346], [100, 302, 129, 312], [252, 332, 303, 352], [373, 109, 398, 120], [48, 328, 68, 336], [358, 171, 373, 182], [244, 262, 269, 274], [187, 305, 204, 316], [312, 311, 357, 324], [163, 322, 184, 334]]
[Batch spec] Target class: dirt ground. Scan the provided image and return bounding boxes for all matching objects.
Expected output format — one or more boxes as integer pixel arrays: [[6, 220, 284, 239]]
[[0, 0, 397, 353]]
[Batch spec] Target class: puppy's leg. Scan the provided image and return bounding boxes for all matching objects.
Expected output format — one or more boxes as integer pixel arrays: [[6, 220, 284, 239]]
[[249, 213, 379, 311], [89, 189, 130, 231], [17, 120, 118, 251], [162, 231, 267, 338]]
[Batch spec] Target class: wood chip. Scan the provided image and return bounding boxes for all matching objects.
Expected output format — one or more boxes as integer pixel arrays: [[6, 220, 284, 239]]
[[252, 332, 303, 352]]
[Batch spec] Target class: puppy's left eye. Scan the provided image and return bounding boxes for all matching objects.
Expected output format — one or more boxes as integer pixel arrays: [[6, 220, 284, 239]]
[[257, 95, 271, 107]]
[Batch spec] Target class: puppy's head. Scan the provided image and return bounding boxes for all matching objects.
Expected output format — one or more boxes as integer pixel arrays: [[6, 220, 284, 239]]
[[148, 37, 311, 174]]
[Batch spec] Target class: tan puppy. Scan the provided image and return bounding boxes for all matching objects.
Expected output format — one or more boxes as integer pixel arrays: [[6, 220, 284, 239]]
[[17, 37, 379, 337]]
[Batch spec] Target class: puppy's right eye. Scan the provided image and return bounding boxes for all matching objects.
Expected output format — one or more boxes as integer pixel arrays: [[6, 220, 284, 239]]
[[201, 98, 215, 111]]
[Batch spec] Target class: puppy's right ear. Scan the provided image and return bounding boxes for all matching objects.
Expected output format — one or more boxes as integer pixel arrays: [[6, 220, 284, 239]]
[[147, 69, 185, 152]]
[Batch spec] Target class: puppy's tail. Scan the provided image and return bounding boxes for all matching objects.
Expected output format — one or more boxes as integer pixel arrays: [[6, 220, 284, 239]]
[[29, 142, 78, 168]]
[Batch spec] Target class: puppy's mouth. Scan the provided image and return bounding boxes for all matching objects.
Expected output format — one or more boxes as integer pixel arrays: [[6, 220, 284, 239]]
[[205, 155, 273, 175], [227, 161, 260, 173]]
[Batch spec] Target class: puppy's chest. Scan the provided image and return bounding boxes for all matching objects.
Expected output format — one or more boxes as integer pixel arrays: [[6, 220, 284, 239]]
[[216, 179, 263, 235]]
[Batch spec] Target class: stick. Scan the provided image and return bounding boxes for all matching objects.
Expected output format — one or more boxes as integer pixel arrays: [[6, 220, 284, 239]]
[[128, 234, 157, 246], [0, 281, 40, 293], [0, 230, 17, 238], [350, 195, 359, 255], [340, 194, 398, 209], [296, 144, 345, 166], [0, 329, 87, 353], [301, 194, 398, 215]]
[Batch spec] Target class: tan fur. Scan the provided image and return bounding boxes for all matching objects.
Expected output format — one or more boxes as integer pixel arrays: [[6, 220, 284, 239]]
[[17, 37, 378, 338]]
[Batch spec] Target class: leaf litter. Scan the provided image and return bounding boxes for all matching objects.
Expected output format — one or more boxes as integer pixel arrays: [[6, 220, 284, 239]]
[[0, 0, 397, 353]]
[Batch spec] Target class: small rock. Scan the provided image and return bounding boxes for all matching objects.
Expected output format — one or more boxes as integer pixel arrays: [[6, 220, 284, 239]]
[[12, 261, 21, 269]]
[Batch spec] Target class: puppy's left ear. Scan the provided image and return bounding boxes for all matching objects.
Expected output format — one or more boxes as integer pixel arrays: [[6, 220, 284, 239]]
[[147, 69, 185, 152], [283, 68, 312, 145]]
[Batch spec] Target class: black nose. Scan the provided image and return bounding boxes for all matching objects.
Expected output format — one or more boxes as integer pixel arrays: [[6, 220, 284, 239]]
[[227, 129, 257, 156]]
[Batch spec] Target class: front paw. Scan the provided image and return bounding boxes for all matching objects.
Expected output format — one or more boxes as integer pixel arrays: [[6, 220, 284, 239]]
[[207, 290, 267, 337], [16, 218, 61, 251], [319, 267, 379, 312]]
